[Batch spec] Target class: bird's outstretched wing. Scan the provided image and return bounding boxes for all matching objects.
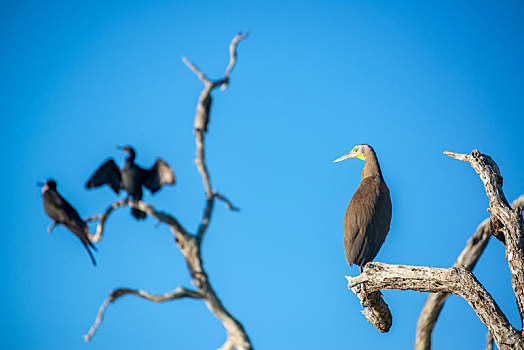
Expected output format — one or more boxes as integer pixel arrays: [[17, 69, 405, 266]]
[[143, 158, 175, 194], [85, 159, 121, 194]]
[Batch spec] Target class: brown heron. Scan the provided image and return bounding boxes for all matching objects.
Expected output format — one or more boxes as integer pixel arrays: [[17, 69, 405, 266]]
[[85, 146, 175, 220], [40, 179, 97, 266], [334, 144, 392, 272]]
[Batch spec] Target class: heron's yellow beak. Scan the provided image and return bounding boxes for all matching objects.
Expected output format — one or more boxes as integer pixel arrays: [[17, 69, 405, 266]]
[[333, 150, 366, 163]]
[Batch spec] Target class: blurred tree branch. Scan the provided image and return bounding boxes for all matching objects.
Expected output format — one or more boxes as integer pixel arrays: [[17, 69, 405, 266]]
[[84, 286, 202, 342], [84, 33, 251, 350], [346, 149, 524, 350]]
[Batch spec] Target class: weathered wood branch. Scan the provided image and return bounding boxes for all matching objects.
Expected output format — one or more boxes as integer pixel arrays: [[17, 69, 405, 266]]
[[85, 33, 251, 350], [348, 150, 523, 349], [222, 31, 249, 90], [445, 150, 524, 325], [416, 195, 524, 350], [85, 200, 127, 243], [351, 285, 392, 333], [214, 191, 240, 212], [183, 31, 248, 136], [347, 262, 521, 350], [183, 32, 251, 350], [84, 286, 202, 342], [183, 32, 247, 236]]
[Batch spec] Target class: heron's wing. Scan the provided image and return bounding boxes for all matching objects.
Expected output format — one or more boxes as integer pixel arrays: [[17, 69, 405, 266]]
[[343, 176, 391, 266], [358, 181, 392, 265], [143, 158, 175, 194], [85, 159, 121, 194]]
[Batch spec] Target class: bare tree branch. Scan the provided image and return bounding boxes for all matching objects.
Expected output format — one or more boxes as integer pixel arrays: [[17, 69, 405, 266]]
[[195, 192, 240, 240], [184, 32, 251, 350], [348, 150, 524, 350], [181, 56, 210, 83], [184, 31, 247, 236], [183, 32, 248, 135], [222, 31, 250, 90], [84, 286, 202, 342], [445, 150, 524, 325], [85, 200, 127, 243], [351, 286, 392, 333], [416, 195, 524, 350], [219, 339, 235, 350], [85, 33, 252, 350], [214, 191, 240, 212], [347, 262, 521, 350]]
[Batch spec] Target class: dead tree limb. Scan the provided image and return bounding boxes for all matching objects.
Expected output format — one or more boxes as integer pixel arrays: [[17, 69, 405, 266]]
[[347, 149, 524, 350], [182, 31, 251, 350], [85, 200, 127, 243], [416, 195, 524, 350], [84, 33, 252, 350], [84, 286, 202, 342], [351, 286, 392, 333], [346, 263, 521, 350], [445, 150, 524, 326]]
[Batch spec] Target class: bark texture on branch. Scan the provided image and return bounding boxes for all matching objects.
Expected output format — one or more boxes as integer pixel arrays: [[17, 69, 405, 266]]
[[347, 262, 521, 350], [84, 33, 252, 350], [445, 150, 524, 326], [416, 195, 524, 350], [349, 286, 392, 333]]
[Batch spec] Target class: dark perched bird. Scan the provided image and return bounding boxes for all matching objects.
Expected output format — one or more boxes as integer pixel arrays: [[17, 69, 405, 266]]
[[40, 179, 97, 266], [85, 146, 175, 220], [334, 144, 392, 272]]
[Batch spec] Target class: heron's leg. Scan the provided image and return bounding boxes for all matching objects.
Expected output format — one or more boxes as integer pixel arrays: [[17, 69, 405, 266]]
[[359, 265, 367, 295]]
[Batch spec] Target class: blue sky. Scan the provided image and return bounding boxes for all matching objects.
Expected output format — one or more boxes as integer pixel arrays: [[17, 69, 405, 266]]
[[1, 1, 524, 349]]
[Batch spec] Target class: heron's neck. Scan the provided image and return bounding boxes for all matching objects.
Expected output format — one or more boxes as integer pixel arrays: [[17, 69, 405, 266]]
[[362, 155, 383, 180]]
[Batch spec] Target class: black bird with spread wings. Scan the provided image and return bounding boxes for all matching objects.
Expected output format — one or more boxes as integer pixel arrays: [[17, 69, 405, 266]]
[[334, 144, 392, 272], [85, 146, 175, 220], [40, 179, 97, 266]]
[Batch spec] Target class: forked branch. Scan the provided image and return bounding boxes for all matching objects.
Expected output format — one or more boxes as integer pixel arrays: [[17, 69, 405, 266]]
[[416, 195, 524, 350], [445, 150, 524, 325], [347, 263, 521, 349], [84, 286, 202, 342], [348, 150, 524, 350], [183, 31, 251, 350], [85, 33, 251, 350], [85, 200, 127, 243]]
